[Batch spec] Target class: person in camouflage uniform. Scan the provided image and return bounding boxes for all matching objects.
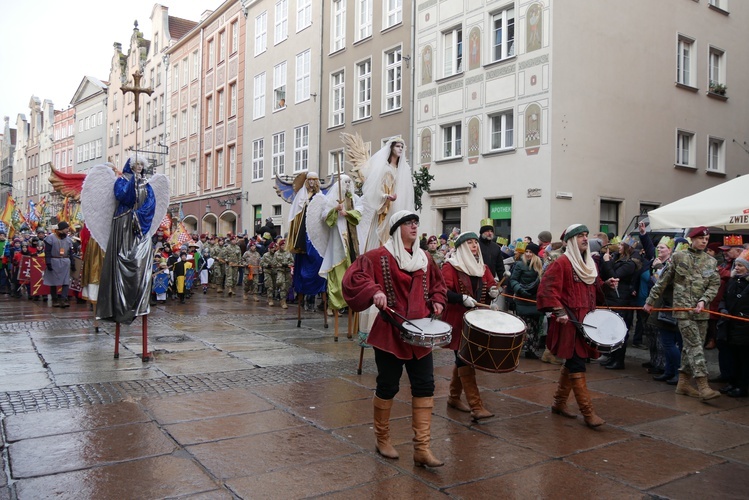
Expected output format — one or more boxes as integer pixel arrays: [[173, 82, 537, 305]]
[[274, 239, 294, 309], [223, 236, 242, 296], [213, 238, 227, 293], [426, 235, 445, 268], [242, 242, 262, 301], [645, 226, 721, 401], [260, 242, 278, 306]]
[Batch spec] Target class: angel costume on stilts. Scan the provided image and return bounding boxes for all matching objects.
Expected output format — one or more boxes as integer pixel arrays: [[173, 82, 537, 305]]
[[307, 174, 363, 310], [81, 154, 169, 324], [345, 135, 415, 335]]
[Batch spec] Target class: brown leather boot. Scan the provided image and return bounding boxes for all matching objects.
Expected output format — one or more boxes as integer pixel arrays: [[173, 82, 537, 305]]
[[551, 366, 577, 418], [373, 396, 399, 459], [458, 366, 493, 420], [695, 376, 721, 401], [541, 348, 563, 365], [675, 372, 700, 398], [447, 365, 470, 412], [569, 372, 605, 428], [411, 397, 444, 467]]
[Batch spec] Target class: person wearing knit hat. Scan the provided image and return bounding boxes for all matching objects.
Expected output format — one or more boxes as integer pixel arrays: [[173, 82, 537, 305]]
[[537, 223, 620, 428], [477, 218, 504, 278], [343, 209, 447, 468], [716, 249, 749, 397], [510, 240, 546, 361], [440, 232, 499, 420], [644, 224, 722, 401]]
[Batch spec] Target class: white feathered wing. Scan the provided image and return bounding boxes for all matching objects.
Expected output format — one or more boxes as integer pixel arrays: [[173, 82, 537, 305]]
[[80, 165, 117, 251]]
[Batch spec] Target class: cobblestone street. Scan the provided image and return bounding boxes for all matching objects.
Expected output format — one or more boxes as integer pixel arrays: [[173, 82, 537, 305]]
[[1, 291, 748, 499]]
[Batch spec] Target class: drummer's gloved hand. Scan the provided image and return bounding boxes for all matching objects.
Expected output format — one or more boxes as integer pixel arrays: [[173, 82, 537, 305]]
[[462, 295, 478, 308], [488, 286, 499, 299]]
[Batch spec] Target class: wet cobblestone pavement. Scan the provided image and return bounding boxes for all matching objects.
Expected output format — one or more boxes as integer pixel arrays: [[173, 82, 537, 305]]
[[1, 291, 748, 499]]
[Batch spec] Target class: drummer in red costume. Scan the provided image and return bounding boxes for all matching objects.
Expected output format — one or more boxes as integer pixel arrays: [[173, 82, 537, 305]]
[[536, 224, 619, 428], [343, 210, 447, 468], [441, 232, 499, 420]]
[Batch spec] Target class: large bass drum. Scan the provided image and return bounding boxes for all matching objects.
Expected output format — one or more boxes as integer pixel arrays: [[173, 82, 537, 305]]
[[459, 310, 527, 373]]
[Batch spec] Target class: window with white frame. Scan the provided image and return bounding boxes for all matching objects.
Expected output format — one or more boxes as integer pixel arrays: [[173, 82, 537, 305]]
[[709, 46, 725, 91], [275, 0, 288, 44], [709, 0, 728, 11], [152, 96, 158, 126], [96, 139, 102, 158], [442, 27, 463, 77], [272, 132, 285, 175], [182, 58, 189, 85], [255, 12, 267, 56], [179, 109, 187, 139], [159, 94, 165, 123], [489, 110, 514, 151], [180, 162, 187, 195], [174, 64, 179, 88], [208, 39, 215, 68], [190, 159, 197, 193], [192, 50, 199, 80], [676, 130, 694, 167], [216, 149, 224, 187], [677, 35, 695, 87], [708, 137, 724, 172], [254, 73, 266, 119], [205, 153, 212, 189], [491, 7, 515, 62], [217, 90, 225, 121], [191, 105, 198, 135], [219, 31, 226, 61], [356, 59, 372, 120], [295, 50, 311, 102], [329, 150, 344, 176], [332, 0, 346, 52], [294, 125, 309, 172], [171, 115, 177, 139], [384, 47, 402, 112], [384, 0, 402, 29], [230, 21, 238, 54], [273, 62, 287, 110], [442, 123, 462, 159], [297, 0, 312, 32], [229, 145, 236, 184], [230, 83, 237, 117], [356, 0, 372, 40], [252, 139, 264, 181], [170, 165, 177, 193], [206, 96, 213, 126], [331, 70, 345, 127]]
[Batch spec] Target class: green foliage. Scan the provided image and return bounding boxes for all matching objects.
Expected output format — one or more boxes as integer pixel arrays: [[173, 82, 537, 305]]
[[412, 166, 434, 212]]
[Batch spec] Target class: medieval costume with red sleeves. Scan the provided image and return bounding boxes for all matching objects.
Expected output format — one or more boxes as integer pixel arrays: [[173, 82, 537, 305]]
[[342, 210, 446, 468]]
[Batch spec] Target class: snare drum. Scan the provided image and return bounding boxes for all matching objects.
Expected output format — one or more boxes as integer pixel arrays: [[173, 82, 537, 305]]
[[580, 309, 627, 353], [399, 318, 453, 348], [459, 310, 527, 373]]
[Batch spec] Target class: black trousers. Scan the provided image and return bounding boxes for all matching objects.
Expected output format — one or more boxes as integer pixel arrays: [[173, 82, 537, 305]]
[[729, 344, 749, 390], [374, 347, 435, 400], [564, 352, 587, 374]]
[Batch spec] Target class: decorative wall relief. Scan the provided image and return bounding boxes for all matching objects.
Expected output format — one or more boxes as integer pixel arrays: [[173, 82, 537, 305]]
[[468, 117, 480, 163], [526, 3, 543, 53], [420, 128, 432, 166], [421, 46, 433, 85], [468, 27, 481, 71]]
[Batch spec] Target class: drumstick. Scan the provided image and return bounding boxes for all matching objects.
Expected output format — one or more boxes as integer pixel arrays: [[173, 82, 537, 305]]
[[474, 302, 492, 309], [568, 319, 598, 329], [386, 307, 424, 332]]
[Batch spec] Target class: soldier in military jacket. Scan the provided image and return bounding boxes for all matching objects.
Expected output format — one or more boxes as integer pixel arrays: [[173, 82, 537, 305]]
[[223, 236, 243, 296], [274, 239, 295, 309], [242, 242, 262, 301], [260, 242, 278, 306], [645, 226, 721, 401]]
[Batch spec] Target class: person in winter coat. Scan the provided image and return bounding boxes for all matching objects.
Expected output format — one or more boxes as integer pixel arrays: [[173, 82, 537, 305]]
[[509, 242, 544, 359], [717, 251, 749, 397]]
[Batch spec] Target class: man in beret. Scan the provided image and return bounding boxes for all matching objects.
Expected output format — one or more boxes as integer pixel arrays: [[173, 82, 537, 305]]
[[426, 235, 444, 268], [343, 210, 447, 468], [537, 224, 619, 428], [644, 226, 721, 400]]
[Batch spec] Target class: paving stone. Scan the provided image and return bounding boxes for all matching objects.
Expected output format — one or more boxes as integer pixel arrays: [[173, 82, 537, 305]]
[[651, 461, 749, 500], [629, 414, 749, 453], [143, 388, 273, 424]]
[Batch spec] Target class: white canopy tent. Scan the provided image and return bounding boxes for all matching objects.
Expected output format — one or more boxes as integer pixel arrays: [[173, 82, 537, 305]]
[[648, 175, 749, 231]]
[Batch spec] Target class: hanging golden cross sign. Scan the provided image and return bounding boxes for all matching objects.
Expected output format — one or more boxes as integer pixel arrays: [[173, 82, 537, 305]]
[[121, 69, 153, 123]]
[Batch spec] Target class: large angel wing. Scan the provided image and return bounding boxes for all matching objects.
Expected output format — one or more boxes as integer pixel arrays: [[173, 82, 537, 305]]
[[147, 173, 170, 240], [49, 167, 86, 201], [80, 165, 117, 250], [342, 132, 371, 185], [307, 189, 333, 258]]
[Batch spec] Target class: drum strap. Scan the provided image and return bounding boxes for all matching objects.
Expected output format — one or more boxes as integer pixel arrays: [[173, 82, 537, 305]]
[[378, 309, 409, 336], [563, 306, 586, 336]]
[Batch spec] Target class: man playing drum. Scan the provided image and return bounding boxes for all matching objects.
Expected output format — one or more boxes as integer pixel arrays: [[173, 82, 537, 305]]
[[343, 210, 447, 467], [440, 232, 499, 420], [537, 224, 619, 428]]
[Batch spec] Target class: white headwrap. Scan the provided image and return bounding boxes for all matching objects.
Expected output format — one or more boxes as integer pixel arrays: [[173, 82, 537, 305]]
[[446, 232, 485, 277], [384, 210, 429, 273], [564, 223, 598, 285]]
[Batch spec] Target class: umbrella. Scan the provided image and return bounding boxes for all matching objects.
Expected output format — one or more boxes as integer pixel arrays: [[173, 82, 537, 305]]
[[648, 175, 749, 231]]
